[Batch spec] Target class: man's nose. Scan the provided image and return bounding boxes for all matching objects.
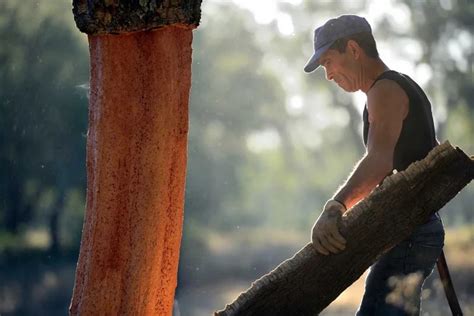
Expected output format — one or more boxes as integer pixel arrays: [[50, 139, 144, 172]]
[[325, 69, 333, 81]]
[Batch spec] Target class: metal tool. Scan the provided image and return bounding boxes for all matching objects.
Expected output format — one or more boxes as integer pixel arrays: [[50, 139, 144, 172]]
[[437, 250, 463, 316]]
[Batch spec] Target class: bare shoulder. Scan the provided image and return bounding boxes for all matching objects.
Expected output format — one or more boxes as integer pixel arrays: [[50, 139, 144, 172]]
[[367, 78, 409, 122]]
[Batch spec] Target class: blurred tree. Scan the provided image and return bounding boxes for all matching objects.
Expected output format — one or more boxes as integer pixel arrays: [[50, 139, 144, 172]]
[[401, 0, 473, 150], [400, 0, 474, 223], [179, 4, 292, 284], [0, 0, 88, 250], [186, 3, 289, 231]]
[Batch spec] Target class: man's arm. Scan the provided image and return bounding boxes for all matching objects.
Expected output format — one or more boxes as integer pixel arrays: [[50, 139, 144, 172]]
[[312, 78, 409, 255], [333, 79, 409, 210]]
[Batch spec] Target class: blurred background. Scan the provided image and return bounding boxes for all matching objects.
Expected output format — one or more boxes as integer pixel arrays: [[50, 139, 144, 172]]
[[0, 0, 473, 315]]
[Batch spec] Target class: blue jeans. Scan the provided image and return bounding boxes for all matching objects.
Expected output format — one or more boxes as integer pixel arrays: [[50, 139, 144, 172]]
[[356, 216, 444, 316]]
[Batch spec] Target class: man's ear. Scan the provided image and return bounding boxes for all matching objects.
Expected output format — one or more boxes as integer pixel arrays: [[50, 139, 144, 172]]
[[346, 40, 361, 60]]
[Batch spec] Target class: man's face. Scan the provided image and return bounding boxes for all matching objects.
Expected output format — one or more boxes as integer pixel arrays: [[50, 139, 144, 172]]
[[318, 46, 359, 92]]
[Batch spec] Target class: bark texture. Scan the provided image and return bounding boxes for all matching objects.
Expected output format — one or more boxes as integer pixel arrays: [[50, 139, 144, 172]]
[[215, 142, 474, 316], [69, 27, 192, 315], [73, 0, 202, 35]]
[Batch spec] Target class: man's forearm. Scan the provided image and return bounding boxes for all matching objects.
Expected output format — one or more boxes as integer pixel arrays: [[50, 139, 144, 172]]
[[332, 153, 392, 211]]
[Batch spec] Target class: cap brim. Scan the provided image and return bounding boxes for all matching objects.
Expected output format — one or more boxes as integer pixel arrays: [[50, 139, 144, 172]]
[[303, 42, 333, 73]]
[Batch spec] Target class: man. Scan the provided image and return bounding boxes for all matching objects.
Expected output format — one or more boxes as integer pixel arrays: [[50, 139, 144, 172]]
[[304, 15, 445, 315]]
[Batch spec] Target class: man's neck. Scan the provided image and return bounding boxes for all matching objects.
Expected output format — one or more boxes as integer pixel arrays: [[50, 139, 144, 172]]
[[360, 59, 390, 94]]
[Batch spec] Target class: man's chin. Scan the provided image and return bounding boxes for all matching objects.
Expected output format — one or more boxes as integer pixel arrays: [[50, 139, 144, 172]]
[[340, 85, 357, 93], [336, 82, 350, 92], [339, 85, 352, 92], [336, 82, 345, 90]]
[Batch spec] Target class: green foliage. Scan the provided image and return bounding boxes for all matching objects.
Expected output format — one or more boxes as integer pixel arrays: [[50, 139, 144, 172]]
[[58, 189, 86, 249], [0, 231, 19, 252], [401, 0, 474, 139], [0, 0, 88, 240]]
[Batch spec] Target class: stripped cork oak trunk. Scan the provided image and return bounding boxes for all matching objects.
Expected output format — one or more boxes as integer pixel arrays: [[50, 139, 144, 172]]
[[69, 1, 202, 315]]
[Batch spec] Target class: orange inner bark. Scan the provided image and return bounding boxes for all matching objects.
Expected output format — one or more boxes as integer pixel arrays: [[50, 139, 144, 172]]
[[70, 26, 193, 316]]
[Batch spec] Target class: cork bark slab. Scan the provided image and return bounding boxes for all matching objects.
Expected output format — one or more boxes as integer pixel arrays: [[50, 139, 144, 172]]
[[215, 142, 473, 316]]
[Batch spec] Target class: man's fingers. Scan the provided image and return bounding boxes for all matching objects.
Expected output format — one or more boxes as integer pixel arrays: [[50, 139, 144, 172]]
[[329, 227, 346, 246], [312, 236, 329, 255], [331, 229, 346, 244], [311, 220, 345, 255], [320, 234, 340, 254], [327, 232, 346, 251]]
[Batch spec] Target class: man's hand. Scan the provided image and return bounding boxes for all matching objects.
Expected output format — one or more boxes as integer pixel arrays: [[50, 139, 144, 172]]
[[311, 200, 347, 255]]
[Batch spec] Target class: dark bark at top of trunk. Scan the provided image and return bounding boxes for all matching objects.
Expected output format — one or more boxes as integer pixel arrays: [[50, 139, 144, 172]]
[[215, 142, 474, 316], [72, 0, 203, 35]]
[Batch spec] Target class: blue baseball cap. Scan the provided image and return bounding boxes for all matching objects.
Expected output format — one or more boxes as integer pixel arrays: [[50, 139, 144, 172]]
[[304, 15, 372, 73]]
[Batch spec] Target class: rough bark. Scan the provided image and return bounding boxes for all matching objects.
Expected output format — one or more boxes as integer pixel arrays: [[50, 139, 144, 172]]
[[69, 1, 201, 315], [73, 0, 202, 35], [215, 142, 474, 316]]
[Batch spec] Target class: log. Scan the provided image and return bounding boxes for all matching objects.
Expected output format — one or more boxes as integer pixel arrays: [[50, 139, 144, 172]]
[[69, 1, 202, 315], [215, 141, 474, 316]]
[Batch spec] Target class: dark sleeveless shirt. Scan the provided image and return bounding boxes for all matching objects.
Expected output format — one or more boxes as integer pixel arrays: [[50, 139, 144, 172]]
[[363, 70, 437, 172]]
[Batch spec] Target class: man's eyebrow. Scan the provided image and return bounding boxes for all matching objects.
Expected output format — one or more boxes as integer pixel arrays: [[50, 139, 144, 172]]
[[319, 57, 327, 65]]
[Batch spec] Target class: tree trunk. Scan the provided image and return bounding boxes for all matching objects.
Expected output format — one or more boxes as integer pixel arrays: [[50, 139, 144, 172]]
[[69, 1, 202, 315], [49, 191, 64, 255], [5, 172, 21, 233], [215, 142, 474, 316]]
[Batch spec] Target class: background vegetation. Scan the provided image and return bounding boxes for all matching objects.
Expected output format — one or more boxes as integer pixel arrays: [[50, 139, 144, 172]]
[[0, 0, 472, 315]]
